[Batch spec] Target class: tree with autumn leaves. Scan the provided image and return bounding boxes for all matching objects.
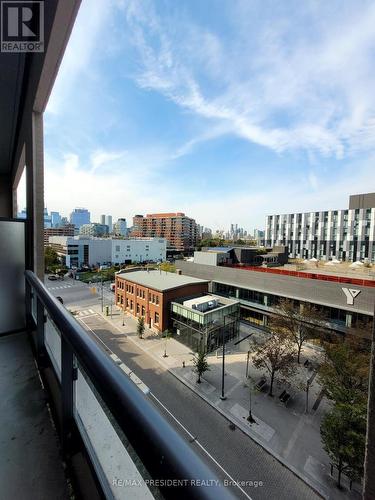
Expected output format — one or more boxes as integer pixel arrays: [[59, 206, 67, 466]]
[[319, 336, 371, 488], [251, 320, 296, 397]]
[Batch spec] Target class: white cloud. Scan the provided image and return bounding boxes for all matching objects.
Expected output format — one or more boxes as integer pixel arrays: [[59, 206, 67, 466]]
[[46, 0, 116, 114], [122, 0, 375, 158]]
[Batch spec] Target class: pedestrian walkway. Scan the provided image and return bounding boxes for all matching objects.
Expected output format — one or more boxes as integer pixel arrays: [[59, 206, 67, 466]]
[[89, 304, 361, 500]]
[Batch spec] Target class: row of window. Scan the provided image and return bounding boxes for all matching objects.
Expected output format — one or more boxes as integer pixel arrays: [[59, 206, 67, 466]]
[[213, 282, 371, 328]]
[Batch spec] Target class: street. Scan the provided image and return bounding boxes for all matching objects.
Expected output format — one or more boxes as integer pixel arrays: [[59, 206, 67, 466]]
[[45, 277, 320, 500]]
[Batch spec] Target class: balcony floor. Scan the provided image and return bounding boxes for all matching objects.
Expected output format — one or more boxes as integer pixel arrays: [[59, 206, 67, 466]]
[[0, 332, 69, 500]]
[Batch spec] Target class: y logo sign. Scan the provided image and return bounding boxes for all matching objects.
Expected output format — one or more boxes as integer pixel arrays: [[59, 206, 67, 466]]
[[342, 288, 361, 305]]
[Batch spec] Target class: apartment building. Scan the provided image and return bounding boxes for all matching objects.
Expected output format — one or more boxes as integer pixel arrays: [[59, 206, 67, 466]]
[[131, 213, 198, 253], [265, 193, 375, 262], [115, 270, 209, 332]]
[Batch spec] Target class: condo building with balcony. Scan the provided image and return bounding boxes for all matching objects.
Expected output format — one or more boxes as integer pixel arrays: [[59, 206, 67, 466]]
[[131, 212, 198, 253], [265, 193, 375, 262]]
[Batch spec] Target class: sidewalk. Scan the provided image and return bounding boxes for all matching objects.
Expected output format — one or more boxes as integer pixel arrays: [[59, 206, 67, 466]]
[[89, 304, 361, 500]]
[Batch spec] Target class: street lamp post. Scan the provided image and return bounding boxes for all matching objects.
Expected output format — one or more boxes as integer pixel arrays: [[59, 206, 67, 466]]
[[245, 350, 250, 378], [220, 317, 227, 400], [247, 377, 256, 423], [100, 275, 104, 312]]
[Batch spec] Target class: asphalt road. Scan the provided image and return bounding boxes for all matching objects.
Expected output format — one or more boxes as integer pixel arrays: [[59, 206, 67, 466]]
[[45, 278, 320, 500]]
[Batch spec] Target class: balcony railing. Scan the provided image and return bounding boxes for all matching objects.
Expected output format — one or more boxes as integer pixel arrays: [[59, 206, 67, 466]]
[[25, 270, 234, 500]]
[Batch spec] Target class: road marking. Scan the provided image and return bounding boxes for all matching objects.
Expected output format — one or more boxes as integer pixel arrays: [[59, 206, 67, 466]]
[[78, 314, 252, 499], [79, 319, 150, 395], [149, 392, 253, 500], [48, 285, 72, 290], [75, 309, 96, 317]]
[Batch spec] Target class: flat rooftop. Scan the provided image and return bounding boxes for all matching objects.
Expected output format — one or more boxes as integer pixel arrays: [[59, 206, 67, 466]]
[[117, 270, 209, 291], [181, 294, 239, 311]]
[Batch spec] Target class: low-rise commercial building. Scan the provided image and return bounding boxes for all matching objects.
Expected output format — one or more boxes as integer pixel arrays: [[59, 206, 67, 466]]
[[194, 245, 288, 267], [48, 236, 167, 267], [171, 294, 240, 352], [115, 270, 209, 332], [175, 260, 375, 339]]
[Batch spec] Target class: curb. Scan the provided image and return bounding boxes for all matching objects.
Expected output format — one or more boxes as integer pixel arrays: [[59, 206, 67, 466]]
[[96, 308, 328, 499]]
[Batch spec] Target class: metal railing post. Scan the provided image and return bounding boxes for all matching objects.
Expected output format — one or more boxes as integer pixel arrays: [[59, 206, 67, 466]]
[[36, 297, 46, 362], [61, 335, 75, 456]]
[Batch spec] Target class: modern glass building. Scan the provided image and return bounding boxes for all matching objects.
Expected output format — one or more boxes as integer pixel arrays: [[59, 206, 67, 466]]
[[171, 294, 240, 352], [69, 207, 90, 229]]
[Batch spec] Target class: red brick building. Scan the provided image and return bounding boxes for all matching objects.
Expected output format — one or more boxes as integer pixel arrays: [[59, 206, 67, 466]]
[[131, 213, 197, 253], [115, 270, 209, 332]]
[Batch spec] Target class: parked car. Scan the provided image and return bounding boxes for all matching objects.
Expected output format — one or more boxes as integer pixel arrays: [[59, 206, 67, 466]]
[[48, 275, 58, 281]]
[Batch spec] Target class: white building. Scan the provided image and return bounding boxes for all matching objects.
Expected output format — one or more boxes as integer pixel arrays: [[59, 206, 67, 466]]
[[48, 235, 167, 267], [265, 193, 375, 262]]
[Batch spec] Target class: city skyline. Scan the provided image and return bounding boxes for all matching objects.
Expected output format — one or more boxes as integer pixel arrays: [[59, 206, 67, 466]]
[[17, 0, 375, 228]]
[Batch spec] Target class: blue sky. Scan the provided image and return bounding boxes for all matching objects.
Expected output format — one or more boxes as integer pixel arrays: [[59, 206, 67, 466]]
[[29, 0, 375, 230]]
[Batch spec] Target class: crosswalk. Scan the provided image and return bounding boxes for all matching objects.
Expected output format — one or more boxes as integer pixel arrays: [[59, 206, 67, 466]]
[[75, 308, 96, 317], [48, 285, 72, 290]]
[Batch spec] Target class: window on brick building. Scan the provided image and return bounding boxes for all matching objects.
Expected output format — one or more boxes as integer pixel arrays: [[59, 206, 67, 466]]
[[155, 312, 159, 324]]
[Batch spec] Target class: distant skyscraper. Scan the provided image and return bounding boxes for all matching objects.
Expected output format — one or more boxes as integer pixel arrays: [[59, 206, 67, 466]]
[[51, 211, 61, 228], [44, 208, 52, 228], [100, 214, 113, 232], [70, 208, 90, 229], [113, 218, 127, 236]]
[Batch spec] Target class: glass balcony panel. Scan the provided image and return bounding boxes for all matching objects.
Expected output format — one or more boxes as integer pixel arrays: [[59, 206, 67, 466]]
[[0, 220, 25, 333], [45, 315, 62, 381], [74, 366, 155, 500]]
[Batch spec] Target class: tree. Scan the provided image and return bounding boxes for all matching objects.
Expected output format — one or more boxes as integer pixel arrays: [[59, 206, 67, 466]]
[[159, 262, 176, 273], [192, 350, 210, 383], [137, 316, 145, 339], [252, 326, 296, 396], [319, 339, 370, 405], [273, 299, 321, 363], [161, 329, 171, 357], [321, 402, 367, 488], [45, 246, 59, 271]]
